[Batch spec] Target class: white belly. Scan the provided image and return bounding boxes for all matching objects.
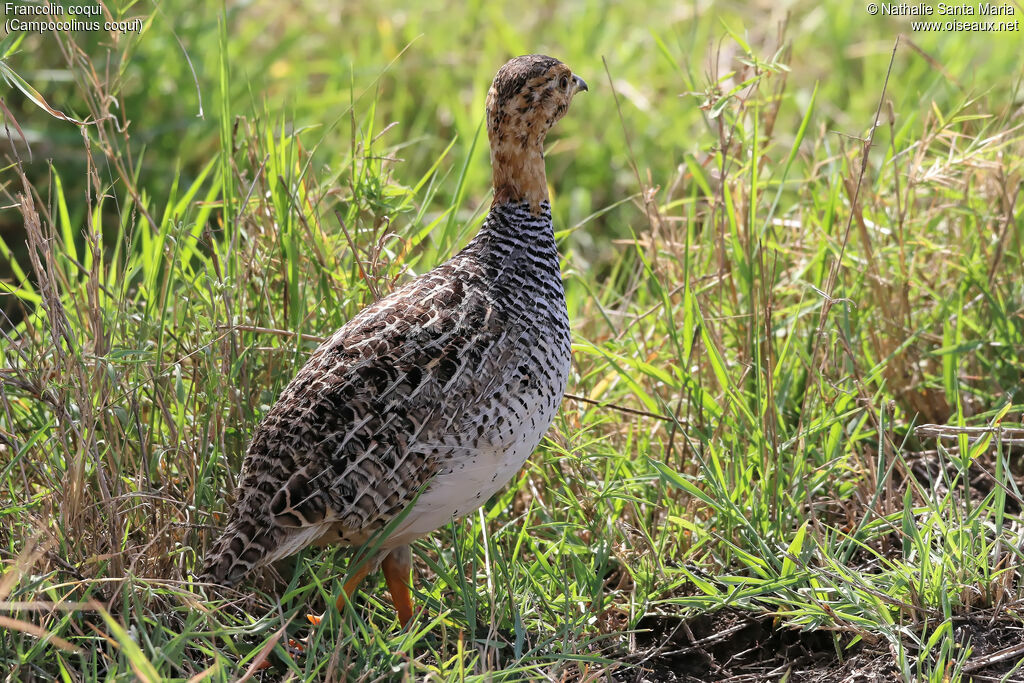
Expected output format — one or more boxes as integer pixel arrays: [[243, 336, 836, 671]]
[[383, 379, 562, 548]]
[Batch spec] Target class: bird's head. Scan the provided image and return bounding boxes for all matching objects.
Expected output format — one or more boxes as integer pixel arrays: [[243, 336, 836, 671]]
[[485, 54, 587, 145], [484, 55, 587, 210]]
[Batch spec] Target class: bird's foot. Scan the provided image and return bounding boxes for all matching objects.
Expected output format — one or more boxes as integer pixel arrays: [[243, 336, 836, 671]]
[[382, 546, 414, 628]]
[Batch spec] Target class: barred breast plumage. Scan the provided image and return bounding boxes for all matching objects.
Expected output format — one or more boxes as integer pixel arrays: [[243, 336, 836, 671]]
[[199, 54, 587, 627]]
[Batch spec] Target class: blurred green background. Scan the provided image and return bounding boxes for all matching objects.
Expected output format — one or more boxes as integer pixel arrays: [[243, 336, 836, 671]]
[[4, 0, 1021, 291]]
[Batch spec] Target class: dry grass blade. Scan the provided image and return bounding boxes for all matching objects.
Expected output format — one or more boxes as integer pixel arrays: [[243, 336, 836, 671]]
[[915, 424, 1024, 445], [0, 615, 82, 654]]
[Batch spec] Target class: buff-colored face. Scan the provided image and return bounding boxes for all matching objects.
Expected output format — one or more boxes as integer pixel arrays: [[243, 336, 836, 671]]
[[485, 55, 588, 150]]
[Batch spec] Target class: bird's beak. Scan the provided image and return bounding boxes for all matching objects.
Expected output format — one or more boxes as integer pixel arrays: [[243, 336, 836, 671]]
[[573, 75, 588, 93]]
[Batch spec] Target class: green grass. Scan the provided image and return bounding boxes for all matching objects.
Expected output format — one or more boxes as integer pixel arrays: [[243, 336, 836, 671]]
[[2, 1, 1024, 680]]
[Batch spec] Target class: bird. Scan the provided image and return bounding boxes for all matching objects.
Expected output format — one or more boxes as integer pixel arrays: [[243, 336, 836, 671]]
[[199, 54, 587, 627]]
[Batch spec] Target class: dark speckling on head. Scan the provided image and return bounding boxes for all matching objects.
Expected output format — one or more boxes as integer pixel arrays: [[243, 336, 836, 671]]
[[484, 55, 588, 210], [489, 55, 563, 109]]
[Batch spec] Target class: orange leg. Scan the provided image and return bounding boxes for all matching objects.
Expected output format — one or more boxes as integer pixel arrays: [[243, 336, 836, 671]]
[[381, 545, 414, 627], [309, 557, 378, 625], [334, 557, 377, 613], [309, 550, 413, 627]]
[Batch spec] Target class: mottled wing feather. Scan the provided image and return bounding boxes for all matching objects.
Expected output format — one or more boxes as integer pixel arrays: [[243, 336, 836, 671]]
[[271, 293, 524, 534], [200, 264, 528, 584]]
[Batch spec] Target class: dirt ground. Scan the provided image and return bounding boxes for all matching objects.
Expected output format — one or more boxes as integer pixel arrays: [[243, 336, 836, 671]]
[[627, 608, 1024, 682]]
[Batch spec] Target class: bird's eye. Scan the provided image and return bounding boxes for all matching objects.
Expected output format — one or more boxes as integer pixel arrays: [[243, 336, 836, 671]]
[[559, 75, 569, 90]]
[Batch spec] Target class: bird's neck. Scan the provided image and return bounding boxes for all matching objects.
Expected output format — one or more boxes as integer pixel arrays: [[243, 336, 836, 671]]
[[489, 135, 548, 214], [468, 199, 554, 258], [467, 199, 561, 297]]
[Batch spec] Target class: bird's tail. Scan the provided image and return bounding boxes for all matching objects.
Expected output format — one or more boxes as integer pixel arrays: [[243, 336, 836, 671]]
[[199, 514, 329, 586], [198, 515, 270, 586]]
